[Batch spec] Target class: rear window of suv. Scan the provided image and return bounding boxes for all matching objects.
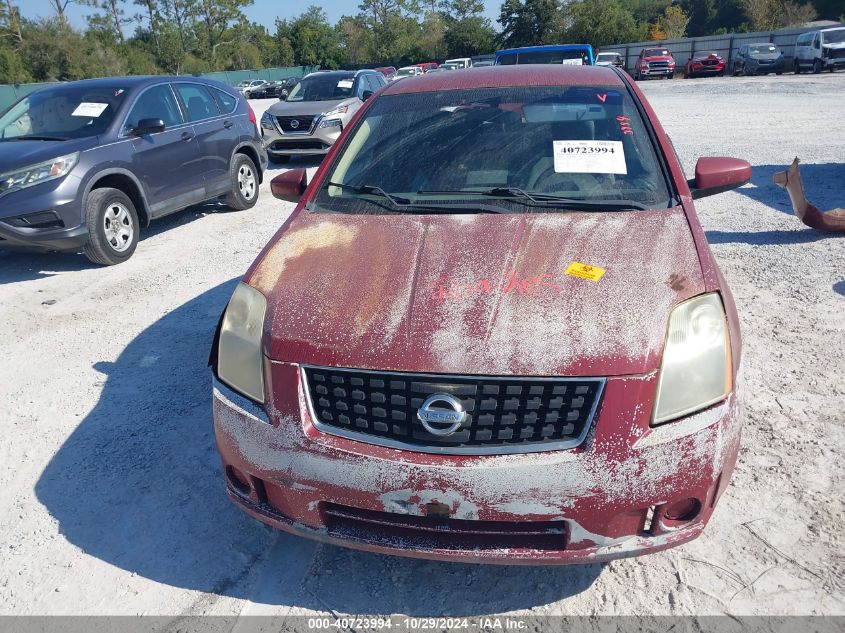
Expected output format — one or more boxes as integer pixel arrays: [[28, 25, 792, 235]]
[[314, 86, 673, 214]]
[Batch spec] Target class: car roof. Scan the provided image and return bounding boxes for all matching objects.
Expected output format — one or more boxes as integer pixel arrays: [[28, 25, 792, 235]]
[[382, 65, 625, 95], [305, 70, 356, 78], [34, 75, 236, 93], [496, 44, 591, 55]]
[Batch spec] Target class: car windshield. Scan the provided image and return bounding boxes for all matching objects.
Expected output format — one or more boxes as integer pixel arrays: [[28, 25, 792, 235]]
[[822, 29, 845, 44], [498, 50, 589, 65], [397, 68, 417, 76], [313, 86, 672, 215], [644, 49, 670, 56], [285, 75, 353, 102], [749, 44, 778, 54], [0, 84, 127, 140]]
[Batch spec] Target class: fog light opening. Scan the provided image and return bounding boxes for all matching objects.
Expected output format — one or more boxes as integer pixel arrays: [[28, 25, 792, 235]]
[[225, 465, 251, 496], [664, 498, 701, 522]]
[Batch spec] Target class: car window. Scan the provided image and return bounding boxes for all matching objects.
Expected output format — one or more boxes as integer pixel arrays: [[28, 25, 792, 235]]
[[211, 88, 237, 114], [364, 74, 380, 93], [174, 83, 220, 122], [316, 86, 673, 214], [0, 84, 128, 140], [125, 84, 182, 132], [286, 75, 354, 102]]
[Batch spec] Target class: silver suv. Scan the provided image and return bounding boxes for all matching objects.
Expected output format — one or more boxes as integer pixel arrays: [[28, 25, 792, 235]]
[[259, 70, 386, 163]]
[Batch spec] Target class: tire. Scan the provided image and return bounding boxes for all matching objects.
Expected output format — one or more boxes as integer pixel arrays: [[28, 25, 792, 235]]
[[83, 187, 139, 266], [225, 154, 259, 210], [794, 59, 801, 74], [813, 59, 822, 73]]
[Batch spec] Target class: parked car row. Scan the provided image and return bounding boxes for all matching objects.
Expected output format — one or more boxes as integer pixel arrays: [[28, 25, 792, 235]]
[[598, 26, 844, 80], [0, 76, 266, 265], [236, 77, 301, 99]]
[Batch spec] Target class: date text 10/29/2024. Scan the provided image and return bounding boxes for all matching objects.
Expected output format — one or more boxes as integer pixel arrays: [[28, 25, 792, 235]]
[[307, 617, 529, 630]]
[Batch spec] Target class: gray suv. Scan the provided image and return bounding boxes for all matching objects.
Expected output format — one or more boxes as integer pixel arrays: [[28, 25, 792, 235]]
[[259, 70, 386, 162], [0, 76, 267, 265]]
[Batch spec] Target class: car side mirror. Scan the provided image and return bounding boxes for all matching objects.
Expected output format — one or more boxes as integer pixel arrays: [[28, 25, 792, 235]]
[[362, 90, 374, 101], [688, 157, 752, 199], [271, 168, 308, 203], [132, 118, 165, 135]]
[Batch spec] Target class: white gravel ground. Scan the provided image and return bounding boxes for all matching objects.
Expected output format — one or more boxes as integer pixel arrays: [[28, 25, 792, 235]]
[[0, 74, 843, 623]]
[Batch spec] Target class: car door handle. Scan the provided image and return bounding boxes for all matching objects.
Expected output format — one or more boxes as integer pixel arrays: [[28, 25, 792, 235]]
[[181, 131, 195, 141], [223, 120, 234, 129]]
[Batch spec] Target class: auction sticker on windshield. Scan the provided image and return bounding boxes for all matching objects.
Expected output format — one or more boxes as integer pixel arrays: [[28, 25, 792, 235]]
[[553, 140, 627, 174], [71, 102, 109, 117]]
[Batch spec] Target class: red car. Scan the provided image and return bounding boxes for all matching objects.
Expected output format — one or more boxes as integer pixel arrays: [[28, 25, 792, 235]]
[[212, 65, 749, 564], [635, 47, 676, 79], [414, 61, 439, 74], [684, 51, 727, 78]]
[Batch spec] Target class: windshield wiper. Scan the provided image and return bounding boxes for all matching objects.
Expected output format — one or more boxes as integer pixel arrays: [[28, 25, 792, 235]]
[[416, 187, 650, 211], [324, 181, 505, 214], [0, 135, 68, 142], [325, 181, 411, 206]]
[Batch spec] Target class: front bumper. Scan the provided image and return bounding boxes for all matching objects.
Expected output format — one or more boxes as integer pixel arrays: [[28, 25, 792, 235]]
[[748, 59, 785, 74], [688, 64, 725, 75], [0, 175, 88, 251], [213, 364, 742, 564], [638, 66, 674, 77], [261, 116, 343, 157]]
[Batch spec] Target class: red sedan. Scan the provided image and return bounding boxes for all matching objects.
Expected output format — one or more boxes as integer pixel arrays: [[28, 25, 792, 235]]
[[684, 51, 727, 78], [211, 65, 749, 564]]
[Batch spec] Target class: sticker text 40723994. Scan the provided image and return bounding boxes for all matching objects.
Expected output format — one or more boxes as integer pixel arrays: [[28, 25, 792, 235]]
[[552, 140, 627, 175]]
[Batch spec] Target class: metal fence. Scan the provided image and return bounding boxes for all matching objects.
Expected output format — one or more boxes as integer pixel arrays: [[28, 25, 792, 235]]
[[0, 65, 319, 112], [600, 23, 844, 74]]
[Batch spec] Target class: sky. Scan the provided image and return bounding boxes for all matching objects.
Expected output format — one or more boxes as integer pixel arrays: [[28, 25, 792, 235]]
[[19, 0, 505, 32]]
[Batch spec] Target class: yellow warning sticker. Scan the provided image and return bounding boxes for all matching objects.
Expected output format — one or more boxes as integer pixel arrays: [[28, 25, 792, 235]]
[[565, 261, 606, 282]]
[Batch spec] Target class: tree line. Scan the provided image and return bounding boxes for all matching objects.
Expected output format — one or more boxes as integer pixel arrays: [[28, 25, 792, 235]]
[[0, 0, 840, 85]]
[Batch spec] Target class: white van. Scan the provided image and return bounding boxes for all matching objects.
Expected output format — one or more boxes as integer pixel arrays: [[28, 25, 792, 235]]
[[445, 57, 472, 69], [794, 27, 845, 73]]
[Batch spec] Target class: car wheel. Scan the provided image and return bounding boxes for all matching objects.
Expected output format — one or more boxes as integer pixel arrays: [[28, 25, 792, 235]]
[[813, 59, 822, 73], [83, 187, 139, 266], [794, 59, 802, 74], [225, 154, 259, 211], [776, 71, 782, 75]]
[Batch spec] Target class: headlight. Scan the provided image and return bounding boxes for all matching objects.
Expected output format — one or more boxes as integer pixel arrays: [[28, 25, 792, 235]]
[[319, 118, 342, 129], [260, 111, 275, 130], [652, 293, 732, 425], [0, 152, 79, 193], [217, 283, 267, 403], [322, 104, 348, 118]]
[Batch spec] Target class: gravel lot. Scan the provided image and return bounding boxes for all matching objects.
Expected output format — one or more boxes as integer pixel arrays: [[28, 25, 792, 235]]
[[1, 74, 843, 622]]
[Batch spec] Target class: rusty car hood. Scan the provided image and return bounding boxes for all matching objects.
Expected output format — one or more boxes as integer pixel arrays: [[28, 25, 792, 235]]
[[249, 207, 704, 377]]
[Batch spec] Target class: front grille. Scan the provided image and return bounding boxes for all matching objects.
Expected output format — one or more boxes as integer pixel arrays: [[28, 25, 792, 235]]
[[270, 140, 327, 151], [702, 59, 719, 66], [649, 61, 670, 68], [302, 366, 604, 454], [276, 115, 315, 133], [324, 503, 568, 551]]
